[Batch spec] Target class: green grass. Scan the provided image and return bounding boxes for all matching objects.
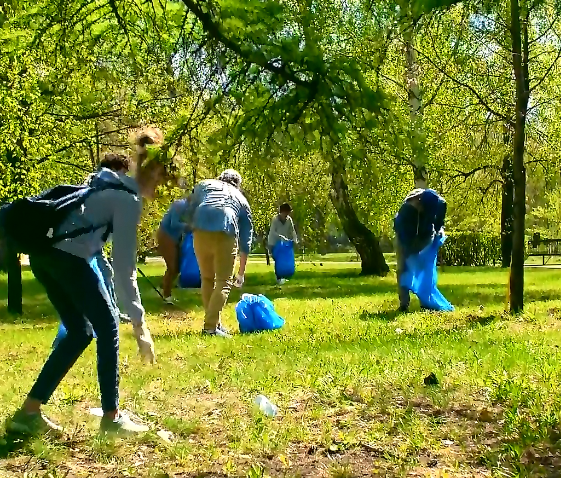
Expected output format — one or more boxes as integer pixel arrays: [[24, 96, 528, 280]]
[[1, 261, 561, 477]]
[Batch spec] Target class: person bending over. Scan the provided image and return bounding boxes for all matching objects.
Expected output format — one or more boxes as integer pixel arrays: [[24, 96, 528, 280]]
[[7, 128, 174, 436], [393, 188, 446, 312], [157, 198, 190, 303], [184, 169, 253, 338]]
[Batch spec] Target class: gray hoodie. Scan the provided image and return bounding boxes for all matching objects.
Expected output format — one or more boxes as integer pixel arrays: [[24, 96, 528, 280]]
[[54, 168, 145, 325]]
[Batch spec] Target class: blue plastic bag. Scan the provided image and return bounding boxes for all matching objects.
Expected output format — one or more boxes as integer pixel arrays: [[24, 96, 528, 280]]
[[179, 233, 201, 288], [53, 256, 104, 348], [235, 294, 285, 333], [400, 235, 454, 312], [272, 240, 295, 279]]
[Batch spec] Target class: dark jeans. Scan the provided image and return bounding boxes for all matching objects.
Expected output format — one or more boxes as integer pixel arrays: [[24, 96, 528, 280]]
[[269, 247, 280, 280], [29, 248, 119, 412]]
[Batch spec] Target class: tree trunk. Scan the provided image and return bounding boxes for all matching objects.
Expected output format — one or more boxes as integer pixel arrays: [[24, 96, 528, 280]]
[[509, 0, 530, 313], [404, 20, 427, 188], [500, 153, 514, 268], [262, 236, 270, 266], [7, 248, 22, 315], [330, 157, 389, 276]]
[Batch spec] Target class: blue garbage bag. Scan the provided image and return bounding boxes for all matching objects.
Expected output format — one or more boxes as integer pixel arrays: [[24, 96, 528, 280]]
[[179, 233, 201, 288], [272, 240, 295, 279], [53, 256, 105, 348], [400, 234, 454, 312], [235, 294, 285, 333]]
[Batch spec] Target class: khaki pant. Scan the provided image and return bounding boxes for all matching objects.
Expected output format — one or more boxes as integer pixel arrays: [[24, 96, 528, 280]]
[[193, 230, 237, 330], [157, 228, 179, 299]]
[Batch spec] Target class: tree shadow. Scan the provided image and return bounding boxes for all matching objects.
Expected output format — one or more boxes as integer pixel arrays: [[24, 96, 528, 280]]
[[358, 309, 403, 322], [3, 267, 561, 326], [0, 431, 33, 459]]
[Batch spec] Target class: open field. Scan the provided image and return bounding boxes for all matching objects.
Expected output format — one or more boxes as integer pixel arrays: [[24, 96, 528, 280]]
[[1, 262, 561, 477]]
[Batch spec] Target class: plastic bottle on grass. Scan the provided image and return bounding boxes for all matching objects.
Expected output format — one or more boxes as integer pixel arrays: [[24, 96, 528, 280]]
[[254, 395, 278, 417]]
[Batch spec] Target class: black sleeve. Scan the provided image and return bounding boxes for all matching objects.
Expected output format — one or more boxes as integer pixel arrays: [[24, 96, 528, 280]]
[[434, 200, 447, 232]]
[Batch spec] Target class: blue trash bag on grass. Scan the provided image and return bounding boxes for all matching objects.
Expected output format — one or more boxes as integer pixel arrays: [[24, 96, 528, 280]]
[[272, 240, 295, 279], [179, 233, 201, 288], [235, 293, 285, 333], [400, 234, 454, 312], [53, 255, 104, 347]]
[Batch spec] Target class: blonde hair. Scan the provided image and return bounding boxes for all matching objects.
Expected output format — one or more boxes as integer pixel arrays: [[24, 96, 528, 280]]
[[134, 127, 164, 168]]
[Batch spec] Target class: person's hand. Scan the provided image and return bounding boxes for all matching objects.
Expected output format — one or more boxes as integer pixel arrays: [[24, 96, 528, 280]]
[[437, 228, 445, 238], [234, 274, 245, 288], [133, 323, 156, 364]]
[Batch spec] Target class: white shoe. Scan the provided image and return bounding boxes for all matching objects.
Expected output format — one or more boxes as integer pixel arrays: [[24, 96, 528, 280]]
[[163, 297, 174, 305], [276, 278, 286, 285], [202, 328, 232, 338], [100, 411, 149, 435]]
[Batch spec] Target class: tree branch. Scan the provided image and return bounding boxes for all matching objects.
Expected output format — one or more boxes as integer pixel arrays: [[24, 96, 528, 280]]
[[414, 46, 509, 122], [180, 0, 311, 88]]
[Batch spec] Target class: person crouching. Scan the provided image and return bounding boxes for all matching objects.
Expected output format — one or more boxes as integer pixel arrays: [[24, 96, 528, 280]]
[[393, 188, 447, 312], [184, 170, 253, 338]]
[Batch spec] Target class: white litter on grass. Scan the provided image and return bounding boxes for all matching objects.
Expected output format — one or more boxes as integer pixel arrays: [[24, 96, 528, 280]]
[[157, 430, 174, 443], [395, 328, 404, 334], [254, 395, 278, 417]]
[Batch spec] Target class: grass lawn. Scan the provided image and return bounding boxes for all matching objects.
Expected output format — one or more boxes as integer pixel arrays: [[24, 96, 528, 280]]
[[1, 261, 561, 477]]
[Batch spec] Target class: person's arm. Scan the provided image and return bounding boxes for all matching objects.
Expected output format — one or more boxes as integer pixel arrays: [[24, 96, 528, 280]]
[[111, 193, 155, 363], [236, 203, 254, 284], [395, 205, 418, 251], [183, 188, 201, 228], [434, 199, 447, 234], [111, 193, 144, 325], [267, 216, 279, 246], [289, 216, 298, 244]]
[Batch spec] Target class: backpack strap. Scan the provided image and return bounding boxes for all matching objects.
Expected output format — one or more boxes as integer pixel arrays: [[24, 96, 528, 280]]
[[51, 182, 137, 243]]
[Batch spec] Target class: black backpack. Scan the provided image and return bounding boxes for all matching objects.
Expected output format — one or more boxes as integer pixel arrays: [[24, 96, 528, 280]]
[[0, 183, 136, 270]]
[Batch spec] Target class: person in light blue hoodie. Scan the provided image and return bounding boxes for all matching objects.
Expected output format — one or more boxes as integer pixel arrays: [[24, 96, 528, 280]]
[[52, 154, 132, 349], [7, 128, 173, 437]]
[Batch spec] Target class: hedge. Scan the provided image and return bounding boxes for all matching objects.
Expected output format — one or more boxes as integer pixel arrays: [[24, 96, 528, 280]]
[[439, 232, 501, 266]]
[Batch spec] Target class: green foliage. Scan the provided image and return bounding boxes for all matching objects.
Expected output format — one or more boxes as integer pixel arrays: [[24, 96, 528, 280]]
[[440, 232, 501, 266], [529, 188, 561, 238]]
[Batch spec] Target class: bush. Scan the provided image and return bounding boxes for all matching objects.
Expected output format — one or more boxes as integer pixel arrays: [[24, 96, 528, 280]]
[[440, 232, 501, 266]]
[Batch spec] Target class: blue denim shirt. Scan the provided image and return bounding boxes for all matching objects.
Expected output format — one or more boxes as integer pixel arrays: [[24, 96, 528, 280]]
[[184, 179, 253, 254], [160, 199, 189, 243]]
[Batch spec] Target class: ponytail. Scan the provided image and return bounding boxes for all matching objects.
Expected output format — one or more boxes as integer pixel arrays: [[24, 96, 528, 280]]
[[134, 127, 164, 169]]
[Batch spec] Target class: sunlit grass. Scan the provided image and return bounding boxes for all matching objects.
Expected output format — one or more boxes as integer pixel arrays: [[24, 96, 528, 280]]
[[1, 261, 561, 476]]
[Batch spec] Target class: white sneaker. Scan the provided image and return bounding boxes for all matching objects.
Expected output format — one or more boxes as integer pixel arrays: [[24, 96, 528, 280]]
[[163, 297, 174, 305], [100, 411, 149, 435], [7, 409, 63, 436], [276, 278, 286, 285], [202, 328, 232, 338]]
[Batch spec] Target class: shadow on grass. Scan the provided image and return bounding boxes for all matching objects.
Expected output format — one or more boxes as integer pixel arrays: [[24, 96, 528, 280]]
[[358, 309, 403, 322], [0, 431, 33, 459], [2, 267, 561, 326]]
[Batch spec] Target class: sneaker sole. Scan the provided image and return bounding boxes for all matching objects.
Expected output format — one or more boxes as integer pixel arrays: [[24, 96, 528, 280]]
[[7, 421, 63, 437]]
